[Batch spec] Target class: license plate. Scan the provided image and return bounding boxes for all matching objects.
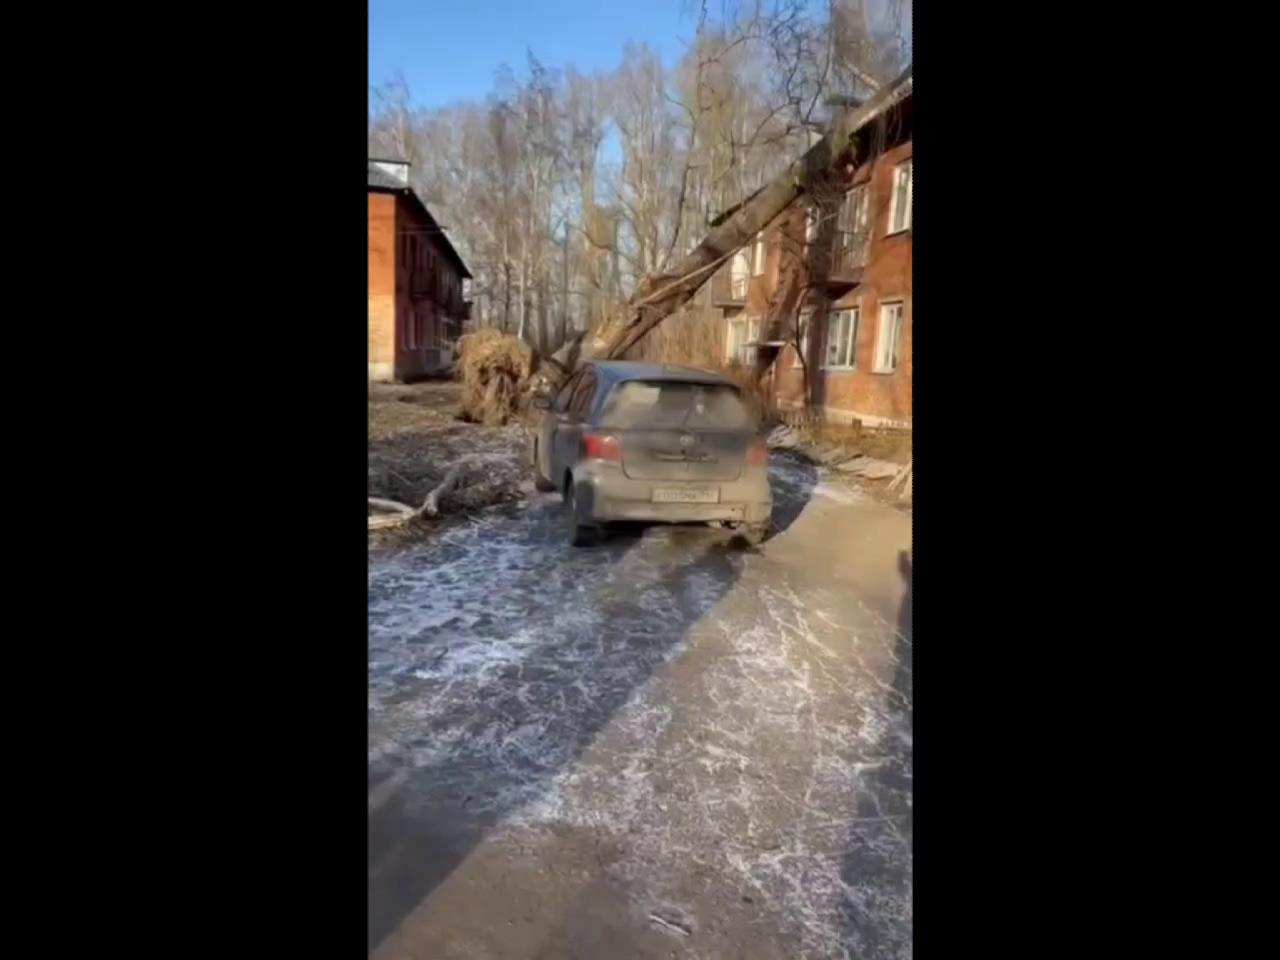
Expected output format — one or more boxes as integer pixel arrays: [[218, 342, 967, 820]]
[[651, 486, 720, 504]]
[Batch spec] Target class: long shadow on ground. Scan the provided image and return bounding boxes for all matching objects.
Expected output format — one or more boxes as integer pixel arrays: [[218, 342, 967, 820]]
[[367, 454, 818, 953]]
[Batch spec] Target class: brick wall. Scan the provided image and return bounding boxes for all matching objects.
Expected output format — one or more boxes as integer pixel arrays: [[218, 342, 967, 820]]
[[385, 195, 469, 381], [775, 140, 913, 425], [368, 193, 397, 381]]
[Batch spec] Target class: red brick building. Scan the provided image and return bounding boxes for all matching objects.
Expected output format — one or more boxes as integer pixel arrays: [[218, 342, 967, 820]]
[[711, 75, 912, 427], [368, 155, 472, 381]]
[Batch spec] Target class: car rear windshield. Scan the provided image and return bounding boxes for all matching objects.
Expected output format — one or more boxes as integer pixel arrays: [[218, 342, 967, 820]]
[[598, 380, 753, 430]]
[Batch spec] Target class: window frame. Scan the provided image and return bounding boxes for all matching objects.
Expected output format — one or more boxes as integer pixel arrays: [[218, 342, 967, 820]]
[[729, 249, 750, 299], [821, 307, 860, 370], [725, 317, 745, 364], [886, 160, 912, 236], [751, 232, 766, 276], [725, 315, 761, 365], [873, 300, 905, 373]]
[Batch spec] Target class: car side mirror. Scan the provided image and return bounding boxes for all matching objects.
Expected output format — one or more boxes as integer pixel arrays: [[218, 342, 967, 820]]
[[532, 395, 552, 410]]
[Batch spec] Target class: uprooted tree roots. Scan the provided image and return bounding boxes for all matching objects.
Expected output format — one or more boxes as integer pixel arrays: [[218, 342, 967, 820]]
[[455, 329, 534, 426]]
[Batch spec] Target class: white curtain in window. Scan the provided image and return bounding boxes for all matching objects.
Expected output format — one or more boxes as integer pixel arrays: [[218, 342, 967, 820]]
[[875, 303, 904, 371], [730, 250, 749, 298], [888, 161, 912, 234], [726, 320, 744, 362]]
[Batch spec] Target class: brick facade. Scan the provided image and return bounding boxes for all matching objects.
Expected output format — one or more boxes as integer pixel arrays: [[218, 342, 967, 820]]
[[775, 140, 913, 425], [368, 176, 472, 382], [709, 90, 913, 427], [368, 193, 397, 381]]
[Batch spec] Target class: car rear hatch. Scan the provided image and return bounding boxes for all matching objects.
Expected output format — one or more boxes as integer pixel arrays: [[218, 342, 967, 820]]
[[597, 379, 755, 482]]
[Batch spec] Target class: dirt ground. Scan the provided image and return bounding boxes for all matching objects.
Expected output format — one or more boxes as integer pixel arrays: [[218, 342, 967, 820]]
[[368, 381, 535, 545], [368, 402, 913, 959]]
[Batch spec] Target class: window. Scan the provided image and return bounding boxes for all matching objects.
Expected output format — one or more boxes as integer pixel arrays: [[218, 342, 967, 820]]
[[725, 316, 760, 365], [751, 232, 766, 276], [729, 249, 750, 299], [839, 186, 870, 262], [792, 310, 813, 367], [823, 308, 859, 369], [726, 319, 744, 363], [887, 160, 912, 235], [600, 381, 752, 430], [805, 207, 820, 245], [874, 301, 905, 373]]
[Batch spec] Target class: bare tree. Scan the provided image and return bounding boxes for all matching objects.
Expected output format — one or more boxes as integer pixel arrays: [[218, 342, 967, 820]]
[[367, 0, 911, 365]]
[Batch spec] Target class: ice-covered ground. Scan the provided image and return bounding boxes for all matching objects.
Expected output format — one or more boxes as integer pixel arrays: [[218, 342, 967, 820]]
[[368, 456, 911, 959]]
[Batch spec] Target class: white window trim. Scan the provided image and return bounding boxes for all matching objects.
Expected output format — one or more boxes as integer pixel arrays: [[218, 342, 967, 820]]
[[886, 160, 912, 236], [873, 300, 905, 373], [726, 315, 762, 365], [744, 315, 760, 365], [821, 307, 859, 370], [751, 233, 766, 276], [729, 249, 750, 299], [725, 317, 745, 364], [792, 309, 813, 367]]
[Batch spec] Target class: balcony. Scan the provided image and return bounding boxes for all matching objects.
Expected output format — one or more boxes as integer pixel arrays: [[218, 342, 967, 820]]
[[711, 266, 750, 307], [823, 230, 871, 288]]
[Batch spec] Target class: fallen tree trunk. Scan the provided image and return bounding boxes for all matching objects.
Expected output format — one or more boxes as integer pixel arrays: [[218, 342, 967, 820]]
[[537, 66, 913, 394]]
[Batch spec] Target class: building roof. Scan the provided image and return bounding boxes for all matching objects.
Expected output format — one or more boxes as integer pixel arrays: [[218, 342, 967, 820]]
[[367, 162, 406, 190], [368, 162, 472, 279], [588, 360, 734, 387]]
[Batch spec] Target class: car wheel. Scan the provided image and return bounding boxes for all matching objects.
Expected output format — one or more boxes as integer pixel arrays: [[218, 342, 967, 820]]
[[734, 521, 770, 548], [532, 441, 555, 492], [564, 480, 596, 547]]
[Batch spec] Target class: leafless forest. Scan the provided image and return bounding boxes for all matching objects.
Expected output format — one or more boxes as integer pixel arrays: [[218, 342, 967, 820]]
[[368, 0, 910, 360]]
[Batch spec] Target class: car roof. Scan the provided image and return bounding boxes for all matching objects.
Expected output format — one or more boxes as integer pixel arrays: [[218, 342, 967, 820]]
[[588, 360, 736, 388]]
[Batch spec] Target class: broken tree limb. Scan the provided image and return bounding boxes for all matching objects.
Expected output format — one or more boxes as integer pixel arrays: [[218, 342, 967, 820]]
[[367, 464, 466, 531], [367, 497, 416, 516], [422, 465, 463, 518], [539, 66, 913, 391]]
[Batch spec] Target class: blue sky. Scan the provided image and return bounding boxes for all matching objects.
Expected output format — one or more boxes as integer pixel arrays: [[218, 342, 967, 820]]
[[368, 0, 699, 109]]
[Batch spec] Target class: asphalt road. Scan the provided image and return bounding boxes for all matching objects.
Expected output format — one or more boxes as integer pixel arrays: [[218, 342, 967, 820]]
[[368, 455, 913, 960]]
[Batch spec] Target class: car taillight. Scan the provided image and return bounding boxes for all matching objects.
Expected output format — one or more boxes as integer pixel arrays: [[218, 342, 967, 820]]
[[747, 438, 769, 466], [581, 432, 622, 461]]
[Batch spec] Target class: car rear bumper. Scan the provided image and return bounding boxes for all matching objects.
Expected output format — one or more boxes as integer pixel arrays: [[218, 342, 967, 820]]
[[574, 466, 771, 526]]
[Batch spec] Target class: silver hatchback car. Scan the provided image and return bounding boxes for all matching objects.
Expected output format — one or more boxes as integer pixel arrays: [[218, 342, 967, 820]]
[[532, 361, 772, 546]]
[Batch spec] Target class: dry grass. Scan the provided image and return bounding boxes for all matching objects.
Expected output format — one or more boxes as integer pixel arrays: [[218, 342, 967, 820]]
[[777, 408, 912, 465]]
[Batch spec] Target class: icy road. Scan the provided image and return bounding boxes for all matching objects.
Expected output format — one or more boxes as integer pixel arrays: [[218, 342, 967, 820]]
[[368, 456, 912, 960]]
